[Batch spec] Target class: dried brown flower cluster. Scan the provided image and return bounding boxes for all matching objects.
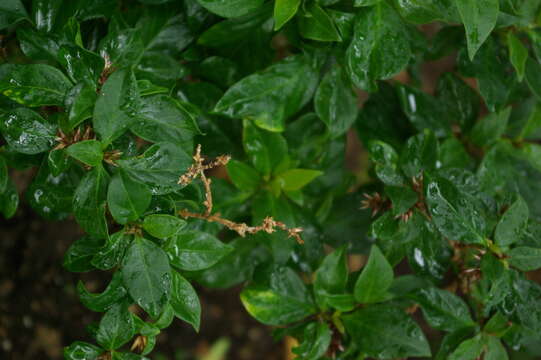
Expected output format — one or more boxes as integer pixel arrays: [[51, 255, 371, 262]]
[[53, 126, 94, 150], [178, 145, 304, 244]]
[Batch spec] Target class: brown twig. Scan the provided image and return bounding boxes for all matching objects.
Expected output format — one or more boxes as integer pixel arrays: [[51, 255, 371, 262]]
[[53, 125, 94, 150], [178, 145, 304, 244]]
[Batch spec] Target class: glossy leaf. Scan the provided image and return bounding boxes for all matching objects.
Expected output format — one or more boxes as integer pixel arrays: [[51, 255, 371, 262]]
[[455, 0, 499, 60], [0, 0, 28, 30], [121, 237, 172, 318], [214, 55, 319, 132], [117, 142, 191, 194], [346, 2, 411, 91], [63, 236, 103, 273], [96, 301, 136, 350], [354, 245, 393, 303], [240, 267, 316, 326], [314, 246, 348, 309], [425, 175, 486, 245], [78, 272, 128, 312], [0, 64, 72, 106], [448, 334, 484, 360], [64, 341, 103, 360], [170, 270, 201, 331], [226, 160, 261, 192], [343, 305, 431, 359], [292, 322, 331, 360], [0, 108, 56, 155], [508, 246, 541, 271], [243, 120, 288, 176], [73, 166, 109, 239], [65, 82, 97, 130], [298, 3, 341, 42], [164, 231, 233, 271], [91, 231, 133, 271], [66, 139, 103, 166], [494, 195, 529, 247], [196, 0, 264, 18], [315, 65, 358, 137], [507, 32, 528, 81], [411, 287, 475, 332], [0, 156, 7, 193], [274, 169, 323, 192], [143, 214, 186, 239], [469, 107, 512, 147], [57, 44, 105, 85], [93, 68, 140, 145], [274, 0, 301, 30], [131, 95, 199, 151], [107, 171, 152, 224]]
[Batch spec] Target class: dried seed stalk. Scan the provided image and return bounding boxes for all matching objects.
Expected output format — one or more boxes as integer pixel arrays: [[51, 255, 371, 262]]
[[178, 145, 304, 244]]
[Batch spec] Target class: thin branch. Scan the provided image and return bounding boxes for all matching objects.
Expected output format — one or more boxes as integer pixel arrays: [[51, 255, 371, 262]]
[[178, 145, 304, 244]]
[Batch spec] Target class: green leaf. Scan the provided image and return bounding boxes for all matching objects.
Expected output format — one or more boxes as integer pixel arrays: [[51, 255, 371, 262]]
[[399, 129, 440, 178], [460, 38, 512, 112], [494, 195, 529, 247], [78, 272, 128, 312], [121, 237, 172, 318], [64, 82, 97, 130], [274, 169, 323, 192], [343, 305, 431, 359], [0, 108, 56, 154], [214, 55, 319, 132], [63, 235, 103, 272], [92, 230, 133, 271], [469, 107, 512, 147], [240, 266, 316, 326], [455, 0, 499, 60], [392, 0, 459, 24], [507, 246, 541, 271], [196, 0, 264, 18], [58, 44, 105, 85], [66, 140, 103, 167], [93, 68, 140, 145], [226, 160, 261, 193], [315, 65, 358, 137], [0, 64, 72, 106], [117, 142, 191, 194], [436, 73, 479, 132], [164, 231, 233, 271], [507, 33, 528, 82], [274, 0, 301, 30], [73, 166, 109, 238], [525, 56, 541, 100], [292, 322, 332, 360], [484, 336, 508, 360], [397, 85, 451, 137], [298, 3, 341, 42], [131, 95, 199, 151], [108, 171, 152, 225], [314, 246, 348, 309], [0, 0, 28, 30], [346, 2, 411, 91], [143, 214, 186, 239], [96, 301, 136, 350], [193, 237, 269, 289], [170, 270, 201, 331], [243, 120, 288, 176], [410, 287, 475, 332], [483, 312, 510, 337], [354, 245, 394, 303], [448, 334, 484, 360], [386, 185, 418, 216], [425, 174, 486, 245], [368, 140, 405, 186], [64, 341, 103, 360]]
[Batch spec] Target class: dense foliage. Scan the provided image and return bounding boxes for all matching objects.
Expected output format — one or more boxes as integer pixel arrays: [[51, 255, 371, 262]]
[[2, 0, 541, 359]]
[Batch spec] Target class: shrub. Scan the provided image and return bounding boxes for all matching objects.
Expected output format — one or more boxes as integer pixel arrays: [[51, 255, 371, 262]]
[[2, 0, 541, 359]]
